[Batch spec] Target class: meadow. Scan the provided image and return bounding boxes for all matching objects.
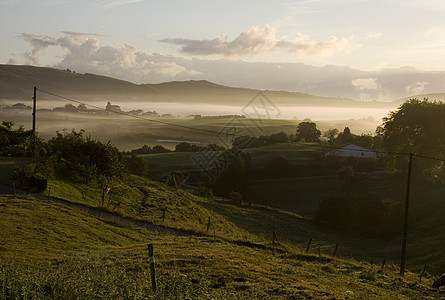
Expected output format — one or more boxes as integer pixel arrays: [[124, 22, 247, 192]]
[[1, 105, 445, 298], [1, 194, 443, 299]]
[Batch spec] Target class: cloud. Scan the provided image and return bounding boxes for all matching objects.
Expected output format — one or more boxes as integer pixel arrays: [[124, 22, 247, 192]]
[[61, 31, 111, 37], [405, 81, 428, 95], [18, 31, 189, 82], [351, 78, 379, 90], [15, 31, 445, 101], [18, 33, 57, 63], [161, 24, 359, 58]]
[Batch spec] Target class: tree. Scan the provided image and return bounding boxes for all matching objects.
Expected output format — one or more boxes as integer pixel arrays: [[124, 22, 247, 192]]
[[336, 127, 354, 144], [377, 98, 445, 175], [175, 142, 192, 152], [295, 122, 321, 142], [213, 149, 251, 197], [47, 129, 124, 204], [0, 121, 34, 156], [323, 128, 339, 143], [269, 131, 289, 143]]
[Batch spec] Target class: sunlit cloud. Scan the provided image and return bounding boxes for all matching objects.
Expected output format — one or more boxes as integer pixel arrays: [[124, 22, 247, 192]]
[[161, 24, 360, 58], [352, 78, 379, 90], [18, 32, 57, 63], [15, 31, 445, 101], [405, 81, 428, 95], [17, 31, 190, 82]]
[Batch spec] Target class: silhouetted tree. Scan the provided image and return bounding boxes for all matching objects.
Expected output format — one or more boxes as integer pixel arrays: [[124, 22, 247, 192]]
[[336, 127, 354, 144], [377, 98, 445, 176], [323, 128, 339, 143], [295, 122, 321, 142]]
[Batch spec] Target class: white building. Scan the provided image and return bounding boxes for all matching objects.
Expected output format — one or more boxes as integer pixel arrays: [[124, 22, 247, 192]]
[[106, 102, 121, 112], [325, 144, 376, 158]]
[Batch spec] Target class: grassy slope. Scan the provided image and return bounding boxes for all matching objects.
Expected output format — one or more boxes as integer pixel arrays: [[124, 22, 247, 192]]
[[1, 195, 443, 299], [44, 173, 255, 241]]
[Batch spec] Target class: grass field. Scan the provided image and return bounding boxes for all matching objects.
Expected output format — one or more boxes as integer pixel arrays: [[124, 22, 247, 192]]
[[0, 109, 380, 151], [1, 195, 443, 299]]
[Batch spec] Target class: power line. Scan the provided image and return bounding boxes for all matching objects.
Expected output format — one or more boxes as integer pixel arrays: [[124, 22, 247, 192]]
[[36, 88, 445, 162]]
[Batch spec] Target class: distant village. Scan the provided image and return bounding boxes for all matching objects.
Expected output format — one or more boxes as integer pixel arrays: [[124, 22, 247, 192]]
[[1, 101, 245, 120], [2, 101, 168, 118]]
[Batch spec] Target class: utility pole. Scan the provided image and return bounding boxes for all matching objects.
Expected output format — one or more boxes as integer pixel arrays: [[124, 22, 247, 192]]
[[400, 153, 413, 276], [32, 87, 37, 156], [32, 87, 36, 132]]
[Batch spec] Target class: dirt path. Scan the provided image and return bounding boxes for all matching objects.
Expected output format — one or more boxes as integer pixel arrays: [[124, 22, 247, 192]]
[[0, 183, 189, 236]]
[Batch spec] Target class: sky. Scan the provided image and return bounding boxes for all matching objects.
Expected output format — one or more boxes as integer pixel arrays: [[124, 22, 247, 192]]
[[2, 0, 445, 101]]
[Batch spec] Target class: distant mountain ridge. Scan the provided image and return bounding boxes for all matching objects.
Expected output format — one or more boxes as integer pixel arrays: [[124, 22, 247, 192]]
[[0, 64, 398, 108]]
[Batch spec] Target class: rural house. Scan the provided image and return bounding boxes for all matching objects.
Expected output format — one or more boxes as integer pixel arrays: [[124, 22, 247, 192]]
[[325, 144, 376, 158], [106, 102, 121, 112]]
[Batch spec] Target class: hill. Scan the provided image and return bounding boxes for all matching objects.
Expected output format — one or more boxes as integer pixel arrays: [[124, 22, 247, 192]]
[[1, 64, 393, 108], [1, 195, 443, 299]]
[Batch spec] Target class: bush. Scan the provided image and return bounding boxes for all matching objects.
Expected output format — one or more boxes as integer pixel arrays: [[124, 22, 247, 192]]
[[14, 164, 48, 192], [314, 195, 354, 228], [229, 191, 242, 203], [199, 186, 214, 199]]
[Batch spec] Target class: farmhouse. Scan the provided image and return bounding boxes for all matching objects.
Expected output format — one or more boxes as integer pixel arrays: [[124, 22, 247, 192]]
[[325, 144, 376, 158], [106, 102, 121, 112]]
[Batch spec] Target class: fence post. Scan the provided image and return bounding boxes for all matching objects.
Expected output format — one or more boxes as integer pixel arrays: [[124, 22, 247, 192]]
[[13, 183, 16, 196], [206, 216, 211, 232], [148, 244, 157, 292], [272, 230, 275, 255], [333, 242, 339, 257], [419, 265, 427, 283], [381, 257, 386, 270], [305, 238, 312, 254], [162, 208, 166, 224]]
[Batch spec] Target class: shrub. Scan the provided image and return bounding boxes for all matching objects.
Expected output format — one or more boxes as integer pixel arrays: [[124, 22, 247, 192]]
[[314, 195, 354, 228], [229, 191, 242, 203]]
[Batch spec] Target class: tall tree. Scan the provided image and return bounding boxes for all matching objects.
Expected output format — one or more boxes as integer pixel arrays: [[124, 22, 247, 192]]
[[377, 98, 445, 175], [295, 121, 321, 142]]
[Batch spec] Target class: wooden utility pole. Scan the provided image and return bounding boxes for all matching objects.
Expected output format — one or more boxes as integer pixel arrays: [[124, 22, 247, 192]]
[[400, 153, 413, 276], [32, 87, 36, 132], [32, 87, 37, 155]]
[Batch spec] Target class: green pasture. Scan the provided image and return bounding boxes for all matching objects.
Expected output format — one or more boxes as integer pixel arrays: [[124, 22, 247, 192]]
[[1, 196, 442, 299]]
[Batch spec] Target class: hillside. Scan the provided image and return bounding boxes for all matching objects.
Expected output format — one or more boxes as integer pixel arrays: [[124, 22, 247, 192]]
[[1, 195, 443, 299], [0, 64, 392, 108]]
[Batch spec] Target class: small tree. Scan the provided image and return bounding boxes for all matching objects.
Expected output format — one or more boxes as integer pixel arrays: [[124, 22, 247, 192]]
[[295, 122, 321, 142], [175, 142, 192, 152], [323, 128, 339, 143], [336, 127, 354, 144]]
